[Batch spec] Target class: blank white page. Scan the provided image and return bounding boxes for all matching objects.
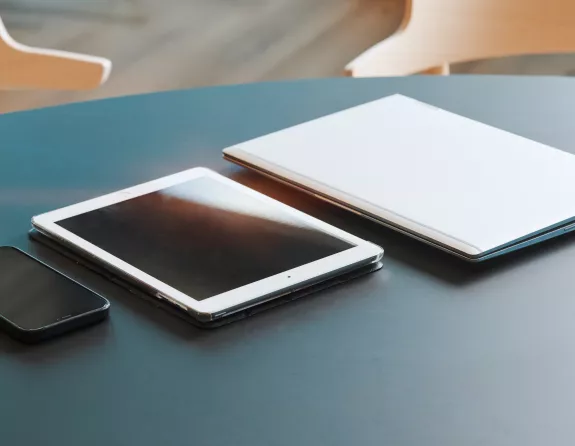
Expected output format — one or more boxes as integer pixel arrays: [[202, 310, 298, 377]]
[[225, 94, 575, 255]]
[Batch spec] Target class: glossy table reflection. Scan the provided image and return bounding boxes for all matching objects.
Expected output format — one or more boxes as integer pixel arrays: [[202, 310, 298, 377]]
[[2, 77, 575, 446]]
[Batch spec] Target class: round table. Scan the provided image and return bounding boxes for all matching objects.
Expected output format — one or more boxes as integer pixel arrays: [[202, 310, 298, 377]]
[[2, 77, 575, 446]]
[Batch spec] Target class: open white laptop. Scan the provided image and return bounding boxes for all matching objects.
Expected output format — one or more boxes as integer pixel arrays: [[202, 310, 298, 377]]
[[224, 94, 575, 261]]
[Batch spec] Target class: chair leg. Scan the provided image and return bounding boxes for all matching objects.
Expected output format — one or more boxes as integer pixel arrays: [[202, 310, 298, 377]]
[[419, 63, 450, 75]]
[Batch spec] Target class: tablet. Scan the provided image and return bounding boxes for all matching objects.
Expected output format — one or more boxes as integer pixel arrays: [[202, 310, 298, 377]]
[[32, 168, 383, 322], [224, 94, 575, 261]]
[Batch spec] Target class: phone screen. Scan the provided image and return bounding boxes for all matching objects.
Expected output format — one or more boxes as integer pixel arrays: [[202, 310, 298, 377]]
[[0, 247, 107, 330]]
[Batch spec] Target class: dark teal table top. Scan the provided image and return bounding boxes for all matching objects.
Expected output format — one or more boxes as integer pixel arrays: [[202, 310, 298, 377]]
[[2, 76, 575, 446]]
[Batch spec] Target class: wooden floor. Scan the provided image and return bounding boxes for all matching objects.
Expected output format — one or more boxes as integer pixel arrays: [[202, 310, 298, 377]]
[[0, 0, 403, 113], [1, 0, 574, 114]]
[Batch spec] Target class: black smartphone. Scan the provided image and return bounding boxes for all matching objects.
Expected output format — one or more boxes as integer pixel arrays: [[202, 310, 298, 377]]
[[0, 246, 109, 343]]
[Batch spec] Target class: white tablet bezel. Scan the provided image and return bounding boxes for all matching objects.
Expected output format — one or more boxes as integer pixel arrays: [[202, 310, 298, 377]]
[[32, 168, 382, 319]]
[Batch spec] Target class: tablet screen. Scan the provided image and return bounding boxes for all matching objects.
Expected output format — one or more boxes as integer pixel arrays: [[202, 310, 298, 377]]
[[58, 177, 353, 300]]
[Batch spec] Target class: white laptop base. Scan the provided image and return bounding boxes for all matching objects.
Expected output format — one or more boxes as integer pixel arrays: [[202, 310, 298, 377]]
[[224, 94, 575, 261]]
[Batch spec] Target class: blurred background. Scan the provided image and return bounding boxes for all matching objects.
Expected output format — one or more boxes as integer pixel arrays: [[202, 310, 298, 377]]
[[2, 0, 575, 114]]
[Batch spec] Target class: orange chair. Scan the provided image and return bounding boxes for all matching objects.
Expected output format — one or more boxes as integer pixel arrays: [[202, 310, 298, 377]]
[[0, 15, 110, 90], [345, 0, 575, 76]]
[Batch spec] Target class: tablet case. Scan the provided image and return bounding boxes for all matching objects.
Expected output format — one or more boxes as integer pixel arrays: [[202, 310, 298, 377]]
[[29, 229, 382, 329]]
